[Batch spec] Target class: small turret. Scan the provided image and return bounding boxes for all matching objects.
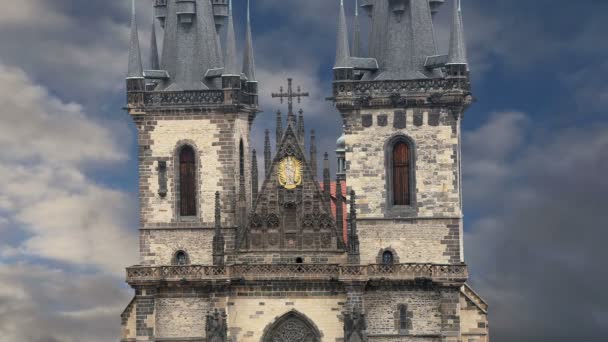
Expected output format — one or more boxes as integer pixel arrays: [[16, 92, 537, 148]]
[[446, 0, 469, 78], [297, 109, 305, 150], [336, 178, 344, 244], [251, 149, 258, 202], [242, 0, 258, 104], [336, 133, 346, 181], [127, 0, 144, 92], [222, 0, 241, 90], [323, 152, 331, 202], [334, 0, 354, 81], [347, 190, 360, 264], [310, 130, 318, 179], [352, 0, 361, 57], [264, 130, 272, 177], [275, 110, 283, 147], [149, 20, 160, 70]]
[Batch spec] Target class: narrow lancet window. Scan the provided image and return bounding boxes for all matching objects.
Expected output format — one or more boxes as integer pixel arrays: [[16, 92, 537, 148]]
[[393, 142, 410, 206], [180, 146, 196, 217]]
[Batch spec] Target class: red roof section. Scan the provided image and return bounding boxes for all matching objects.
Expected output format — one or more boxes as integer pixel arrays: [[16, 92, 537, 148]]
[[319, 181, 348, 242]]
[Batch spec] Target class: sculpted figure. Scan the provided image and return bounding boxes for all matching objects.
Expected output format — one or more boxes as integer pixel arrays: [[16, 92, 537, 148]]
[[206, 309, 227, 342]]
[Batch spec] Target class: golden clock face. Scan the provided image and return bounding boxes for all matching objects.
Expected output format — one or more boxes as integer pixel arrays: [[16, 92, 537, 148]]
[[277, 156, 303, 190]]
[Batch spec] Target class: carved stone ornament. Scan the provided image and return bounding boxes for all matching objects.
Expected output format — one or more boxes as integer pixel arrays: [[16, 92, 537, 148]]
[[262, 312, 321, 342], [344, 309, 367, 342], [377, 114, 388, 127], [206, 309, 227, 342], [393, 111, 406, 129]]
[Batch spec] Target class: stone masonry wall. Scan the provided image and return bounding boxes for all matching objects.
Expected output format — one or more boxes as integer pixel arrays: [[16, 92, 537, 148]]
[[139, 113, 251, 226], [155, 297, 210, 339], [139, 227, 236, 266], [365, 288, 443, 337], [358, 218, 461, 265], [460, 291, 489, 342], [227, 296, 345, 341], [344, 108, 461, 219]]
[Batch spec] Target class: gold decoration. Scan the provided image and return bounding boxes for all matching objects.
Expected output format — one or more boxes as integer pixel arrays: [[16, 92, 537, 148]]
[[277, 156, 303, 189]]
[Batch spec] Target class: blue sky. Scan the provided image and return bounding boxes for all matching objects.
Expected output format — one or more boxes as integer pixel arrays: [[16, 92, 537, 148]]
[[0, 0, 606, 341]]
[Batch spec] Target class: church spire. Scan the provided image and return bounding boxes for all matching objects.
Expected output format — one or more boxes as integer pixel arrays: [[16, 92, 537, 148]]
[[242, 0, 256, 81], [149, 19, 160, 70], [224, 0, 239, 75], [447, 0, 468, 68], [352, 0, 361, 57], [334, 0, 352, 69], [275, 110, 283, 147], [264, 130, 271, 177], [297, 109, 305, 148], [127, 0, 143, 79], [323, 152, 331, 202], [310, 130, 317, 179], [251, 149, 258, 201]]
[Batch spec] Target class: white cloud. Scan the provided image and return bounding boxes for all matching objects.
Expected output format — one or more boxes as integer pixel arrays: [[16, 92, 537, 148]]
[[0, 263, 131, 342], [0, 62, 137, 276]]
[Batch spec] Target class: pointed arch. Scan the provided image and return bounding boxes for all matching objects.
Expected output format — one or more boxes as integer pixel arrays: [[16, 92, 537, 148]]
[[261, 310, 322, 342], [176, 143, 197, 217], [385, 134, 417, 216]]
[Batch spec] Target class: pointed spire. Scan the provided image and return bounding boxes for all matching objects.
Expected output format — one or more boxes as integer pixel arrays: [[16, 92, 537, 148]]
[[224, 0, 239, 75], [242, 0, 257, 81], [447, 0, 468, 67], [336, 178, 344, 242], [323, 152, 331, 201], [251, 149, 259, 201], [352, 0, 361, 57], [276, 110, 283, 146], [348, 190, 360, 263], [264, 130, 272, 176], [149, 19, 160, 70], [297, 109, 305, 147], [310, 130, 318, 179], [127, 0, 143, 79], [334, 0, 351, 68]]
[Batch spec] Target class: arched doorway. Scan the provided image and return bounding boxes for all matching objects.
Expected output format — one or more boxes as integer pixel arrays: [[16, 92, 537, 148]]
[[261, 311, 322, 342]]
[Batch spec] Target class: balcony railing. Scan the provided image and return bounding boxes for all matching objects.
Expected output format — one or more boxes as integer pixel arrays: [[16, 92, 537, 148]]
[[126, 263, 468, 284]]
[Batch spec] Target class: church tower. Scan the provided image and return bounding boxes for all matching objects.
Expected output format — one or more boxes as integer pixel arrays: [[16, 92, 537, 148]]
[[331, 0, 489, 341], [122, 1, 488, 342]]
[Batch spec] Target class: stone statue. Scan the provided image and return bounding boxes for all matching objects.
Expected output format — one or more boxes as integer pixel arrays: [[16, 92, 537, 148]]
[[344, 309, 367, 342], [206, 309, 227, 342]]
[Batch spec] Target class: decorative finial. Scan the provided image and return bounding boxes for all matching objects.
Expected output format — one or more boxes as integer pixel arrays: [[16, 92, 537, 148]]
[[127, 0, 143, 79]]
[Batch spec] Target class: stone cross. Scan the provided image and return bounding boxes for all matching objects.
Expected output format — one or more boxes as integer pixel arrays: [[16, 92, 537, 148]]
[[271, 78, 309, 118]]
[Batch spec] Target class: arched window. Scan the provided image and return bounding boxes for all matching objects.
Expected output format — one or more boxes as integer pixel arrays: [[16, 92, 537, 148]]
[[382, 251, 394, 265], [399, 305, 408, 329], [239, 139, 245, 178], [174, 250, 189, 265], [392, 141, 411, 206], [179, 146, 196, 217]]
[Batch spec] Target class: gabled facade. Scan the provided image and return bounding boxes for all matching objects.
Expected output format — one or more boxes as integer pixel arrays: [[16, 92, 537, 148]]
[[121, 1, 488, 342]]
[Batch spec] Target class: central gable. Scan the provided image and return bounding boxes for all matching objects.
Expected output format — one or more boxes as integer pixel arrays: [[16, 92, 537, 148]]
[[238, 124, 345, 251]]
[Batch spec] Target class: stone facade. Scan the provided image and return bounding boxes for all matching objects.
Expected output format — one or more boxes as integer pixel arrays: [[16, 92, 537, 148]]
[[121, 1, 489, 341]]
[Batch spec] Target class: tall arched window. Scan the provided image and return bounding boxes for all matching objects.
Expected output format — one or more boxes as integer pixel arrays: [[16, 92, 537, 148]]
[[179, 146, 196, 217], [239, 139, 245, 178], [393, 142, 410, 206]]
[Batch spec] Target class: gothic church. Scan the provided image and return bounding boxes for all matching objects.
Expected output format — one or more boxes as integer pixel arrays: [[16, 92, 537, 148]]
[[121, 0, 489, 341]]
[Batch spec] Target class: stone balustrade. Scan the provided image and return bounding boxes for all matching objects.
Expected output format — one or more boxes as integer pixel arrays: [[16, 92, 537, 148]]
[[126, 263, 468, 285]]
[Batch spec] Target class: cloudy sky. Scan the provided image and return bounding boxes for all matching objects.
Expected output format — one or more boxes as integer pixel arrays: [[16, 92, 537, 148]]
[[0, 0, 606, 341]]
